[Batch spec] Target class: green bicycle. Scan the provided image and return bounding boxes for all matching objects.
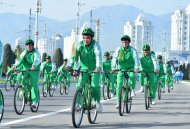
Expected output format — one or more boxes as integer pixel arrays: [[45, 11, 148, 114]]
[[5, 73, 18, 91], [59, 74, 69, 95], [0, 89, 4, 122], [102, 72, 112, 100], [42, 73, 54, 97], [118, 70, 133, 116], [72, 70, 98, 128], [14, 69, 40, 115]]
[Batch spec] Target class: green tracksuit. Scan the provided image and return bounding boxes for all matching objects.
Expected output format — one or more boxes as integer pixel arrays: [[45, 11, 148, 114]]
[[14, 49, 41, 104], [165, 65, 174, 88], [157, 62, 166, 89], [139, 53, 159, 100], [41, 61, 56, 83], [112, 45, 139, 103], [102, 59, 114, 93], [69, 40, 102, 102], [58, 64, 71, 87]]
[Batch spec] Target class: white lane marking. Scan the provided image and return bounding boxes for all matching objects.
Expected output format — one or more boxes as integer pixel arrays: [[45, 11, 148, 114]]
[[0, 97, 116, 127]]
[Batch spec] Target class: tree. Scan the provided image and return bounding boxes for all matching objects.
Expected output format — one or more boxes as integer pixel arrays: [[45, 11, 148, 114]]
[[53, 48, 63, 67], [42, 52, 47, 62], [3, 43, 12, 73]]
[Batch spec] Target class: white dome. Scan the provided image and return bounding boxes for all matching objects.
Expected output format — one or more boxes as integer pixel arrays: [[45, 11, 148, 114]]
[[135, 14, 148, 22], [186, 4, 190, 11]]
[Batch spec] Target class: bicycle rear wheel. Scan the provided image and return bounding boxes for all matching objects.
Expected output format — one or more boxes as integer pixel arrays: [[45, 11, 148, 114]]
[[14, 86, 25, 115], [5, 80, 12, 91], [157, 82, 161, 100], [119, 86, 126, 116], [49, 83, 54, 97], [0, 90, 4, 122], [72, 88, 84, 128], [42, 82, 48, 97], [87, 91, 98, 124], [126, 88, 132, 113], [102, 83, 108, 100], [145, 85, 150, 110]]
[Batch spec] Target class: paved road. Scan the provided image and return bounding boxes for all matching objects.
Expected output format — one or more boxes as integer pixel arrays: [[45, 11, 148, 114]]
[[0, 81, 190, 129]]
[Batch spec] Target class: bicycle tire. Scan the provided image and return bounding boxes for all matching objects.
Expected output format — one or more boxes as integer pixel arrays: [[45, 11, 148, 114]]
[[72, 88, 84, 128], [0, 90, 4, 122], [119, 86, 126, 116], [14, 86, 25, 115]]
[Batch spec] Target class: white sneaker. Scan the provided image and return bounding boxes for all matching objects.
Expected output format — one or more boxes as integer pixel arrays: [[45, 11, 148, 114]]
[[151, 100, 156, 105], [111, 93, 114, 98], [131, 90, 136, 97], [96, 102, 103, 112], [137, 87, 144, 93], [115, 104, 119, 109], [31, 103, 37, 109]]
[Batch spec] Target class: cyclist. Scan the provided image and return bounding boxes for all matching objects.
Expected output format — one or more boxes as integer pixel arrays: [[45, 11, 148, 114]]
[[139, 44, 159, 105], [12, 39, 41, 108], [68, 28, 103, 112], [0, 40, 4, 113], [57, 58, 71, 88], [137, 51, 155, 93], [165, 61, 175, 90], [157, 55, 166, 93], [112, 35, 140, 109], [102, 52, 114, 97], [41, 55, 56, 89]]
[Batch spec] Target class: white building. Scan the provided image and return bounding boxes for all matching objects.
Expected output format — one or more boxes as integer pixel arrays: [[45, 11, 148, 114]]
[[124, 14, 153, 52], [171, 4, 190, 51], [37, 33, 64, 58], [170, 4, 190, 63], [15, 37, 26, 50]]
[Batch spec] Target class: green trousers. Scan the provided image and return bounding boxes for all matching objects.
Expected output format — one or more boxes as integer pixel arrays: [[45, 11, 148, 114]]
[[165, 75, 173, 88], [58, 74, 71, 87], [18, 71, 40, 104], [101, 73, 114, 93], [77, 72, 101, 102], [158, 74, 165, 89], [116, 71, 135, 103], [142, 72, 157, 100]]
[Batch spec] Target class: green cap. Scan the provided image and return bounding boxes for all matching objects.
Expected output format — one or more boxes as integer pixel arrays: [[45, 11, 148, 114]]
[[157, 55, 162, 59], [82, 28, 94, 37], [25, 39, 34, 45], [46, 55, 51, 59], [143, 44, 150, 51], [121, 35, 131, 43], [104, 52, 110, 56]]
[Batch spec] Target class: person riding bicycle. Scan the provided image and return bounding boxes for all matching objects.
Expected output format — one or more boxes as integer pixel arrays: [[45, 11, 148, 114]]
[[139, 44, 159, 105], [57, 58, 71, 88], [157, 55, 167, 93], [41, 55, 56, 89], [0, 40, 4, 113], [101, 52, 114, 97], [165, 61, 175, 90], [12, 38, 41, 108], [112, 35, 140, 109], [68, 27, 103, 112]]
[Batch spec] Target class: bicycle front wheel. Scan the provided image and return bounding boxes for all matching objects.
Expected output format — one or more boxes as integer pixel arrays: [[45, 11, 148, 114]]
[[49, 83, 54, 97], [14, 86, 25, 115], [144, 85, 150, 110], [42, 82, 48, 97], [72, 88, 84, 128], [102, 83, 108, 100], [157, 82, 161, 100], [87, 91, 97, 124], [0, 90, 4, 122], [126, 88, 132, 113], [119, 86, 126, 116]]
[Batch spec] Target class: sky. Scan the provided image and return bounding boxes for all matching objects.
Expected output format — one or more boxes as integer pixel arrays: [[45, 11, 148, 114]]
[[0, 0, 190, 21]]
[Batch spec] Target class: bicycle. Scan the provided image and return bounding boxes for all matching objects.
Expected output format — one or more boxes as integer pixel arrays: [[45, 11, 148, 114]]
[[5, 73, 18, 91], [14, 69, 40, 115], [0, 89, 4, 122], [72, 70, 98, 128], [140, 71, 154, 110], [42, 73, 55, 97], [59, 74, 69, 95], [102, 72, 112, 100], [157, 75, 162, 100], [117, 70, 133, 116]]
